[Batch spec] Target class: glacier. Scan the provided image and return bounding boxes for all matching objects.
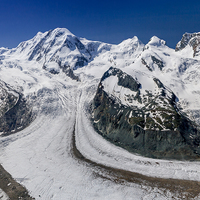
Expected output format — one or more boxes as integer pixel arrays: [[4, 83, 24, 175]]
[[0, 28, 200, 199]]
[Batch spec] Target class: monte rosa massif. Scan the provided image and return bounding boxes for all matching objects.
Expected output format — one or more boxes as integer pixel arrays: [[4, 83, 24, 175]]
[[0, 28, 200, 199]]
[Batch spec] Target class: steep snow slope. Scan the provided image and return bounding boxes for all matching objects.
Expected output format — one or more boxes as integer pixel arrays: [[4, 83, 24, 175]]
[[0, 28, 200, 199]]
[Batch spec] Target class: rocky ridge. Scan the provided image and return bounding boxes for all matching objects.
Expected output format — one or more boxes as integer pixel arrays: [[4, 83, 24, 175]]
[[175, 32, 200, 57], [92, 67, 200, 159]]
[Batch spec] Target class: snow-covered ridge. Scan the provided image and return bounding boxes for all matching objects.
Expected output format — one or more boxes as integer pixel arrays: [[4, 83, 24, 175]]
[[101, 67, 177, 112]]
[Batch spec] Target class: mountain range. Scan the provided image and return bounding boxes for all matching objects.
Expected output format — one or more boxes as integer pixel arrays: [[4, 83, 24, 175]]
[[0, 28, 200, 199]]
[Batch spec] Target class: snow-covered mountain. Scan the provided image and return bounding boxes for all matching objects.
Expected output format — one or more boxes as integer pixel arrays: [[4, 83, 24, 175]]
[[1, 28, 200, 199], [0, 28, 112, 72], [1, 27, 200, 154]]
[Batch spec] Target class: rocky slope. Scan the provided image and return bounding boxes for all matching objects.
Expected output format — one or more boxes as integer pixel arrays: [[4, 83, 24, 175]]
[[0, 164, 34, 199], [175, 32, 200, 57], [92, 67, 200, 159], [0, 80, 32, 136]]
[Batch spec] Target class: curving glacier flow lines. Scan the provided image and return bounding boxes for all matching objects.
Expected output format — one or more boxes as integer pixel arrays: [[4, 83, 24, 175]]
[[0, 77, 199, 199]]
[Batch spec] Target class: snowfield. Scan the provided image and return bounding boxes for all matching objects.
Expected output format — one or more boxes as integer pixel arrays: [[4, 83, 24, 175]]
[[0, 71, 199, 199], [0, 28, 200, 199]]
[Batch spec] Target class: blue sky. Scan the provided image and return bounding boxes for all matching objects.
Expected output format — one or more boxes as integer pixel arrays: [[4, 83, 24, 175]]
[[1, 0, 200, 48]]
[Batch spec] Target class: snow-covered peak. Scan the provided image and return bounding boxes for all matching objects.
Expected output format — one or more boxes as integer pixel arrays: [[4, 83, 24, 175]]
[[132, 36, 170, 73], [91, 36, 144, 70], [52, 27, 75, 36], [0, 27, 103, 72], [34, 31, 46, 39], [116, 36, 144, 53], [118, 36, 141, 46], [147, 36, 166, 47], [33, 28, 74, 41], [16, 28, 73, 49]]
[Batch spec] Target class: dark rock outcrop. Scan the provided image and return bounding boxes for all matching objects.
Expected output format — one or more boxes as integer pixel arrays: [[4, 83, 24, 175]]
[[141, 58, 152, 71], [43, 60, 80, 81], [92, 67, 200, 160], [151, 56, 164, 70], [0, 81, 33, 136], [61, 65, 80, 81]]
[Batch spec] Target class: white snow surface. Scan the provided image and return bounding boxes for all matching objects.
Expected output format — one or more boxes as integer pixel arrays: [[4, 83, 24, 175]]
[[0, 189, 9, 200], [0, 28, 200, 199]]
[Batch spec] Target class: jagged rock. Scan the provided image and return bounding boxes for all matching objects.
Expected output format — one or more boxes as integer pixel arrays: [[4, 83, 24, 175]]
[[73, 56, 88, 70], [175, 32, 200, 57], [141, 58, 152, 71], [0, 81, 33, 136]]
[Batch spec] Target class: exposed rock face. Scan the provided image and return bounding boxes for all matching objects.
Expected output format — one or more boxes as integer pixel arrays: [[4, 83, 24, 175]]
[[175, 32, 200, 57], [61, 65, 80, 81], [92, 67, 200, 160], [151, 56, 164, 70], [0, 81, 33, 136]]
